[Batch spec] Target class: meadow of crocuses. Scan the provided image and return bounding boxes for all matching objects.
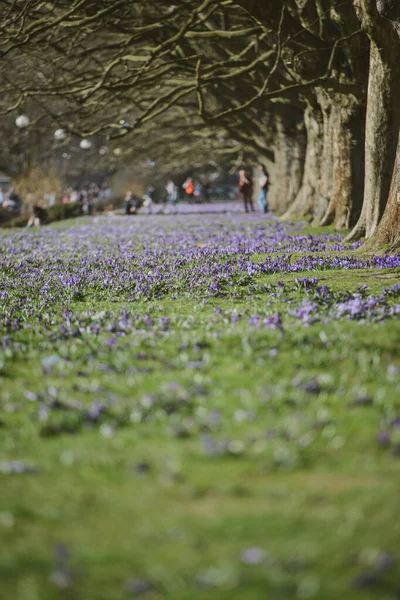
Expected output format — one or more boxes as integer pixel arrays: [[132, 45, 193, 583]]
[[1, 207, 400, 600]]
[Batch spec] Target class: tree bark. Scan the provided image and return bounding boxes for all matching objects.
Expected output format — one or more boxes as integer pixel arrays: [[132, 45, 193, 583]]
[[363, 0, 400, 249], [313, 90, 335, 224], [376, 0, 400, 35], [365, 133, 400, 249], [319, 95, 366, 229], [282, 91, 365, 228], [282, 102, 323, 220], [346, 15, 400, 241], [269, 113, 305, 214]]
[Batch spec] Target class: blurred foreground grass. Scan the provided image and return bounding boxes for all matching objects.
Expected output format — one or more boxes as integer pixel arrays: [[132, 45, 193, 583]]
[[0, 217, 399, 600]]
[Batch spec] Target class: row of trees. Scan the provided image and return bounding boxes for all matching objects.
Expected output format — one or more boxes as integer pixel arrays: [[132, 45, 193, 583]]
[[0, 0, 399, 248]]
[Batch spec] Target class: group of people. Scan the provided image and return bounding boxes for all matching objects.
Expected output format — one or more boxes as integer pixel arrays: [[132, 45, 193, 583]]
[[124, 166, 270, 217], [182, 177, 210, 203], [238, 165, 270, 214], [2, 167, 270, 224], [25, 182, 113, 227], [26, 182, 112, 227], [124, 177, 211, 216], [61, 183, 112, 215], [165, 177, 211, 212], [124, 183, 177, 215], [0, 180, 114, 227]]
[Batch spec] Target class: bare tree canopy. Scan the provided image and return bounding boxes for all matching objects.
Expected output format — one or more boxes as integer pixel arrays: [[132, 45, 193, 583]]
[[0, 0, 399, 247]]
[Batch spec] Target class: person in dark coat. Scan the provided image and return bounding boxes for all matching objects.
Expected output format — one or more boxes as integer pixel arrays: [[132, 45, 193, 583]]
[[238, 169, 254, 213]]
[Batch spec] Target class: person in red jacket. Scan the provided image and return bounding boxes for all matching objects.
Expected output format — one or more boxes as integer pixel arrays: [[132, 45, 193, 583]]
[[183, 177, 195, 200]]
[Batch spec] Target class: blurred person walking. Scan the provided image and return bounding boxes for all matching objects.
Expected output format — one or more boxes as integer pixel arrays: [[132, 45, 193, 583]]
[[166, 180, 178, 214], [125, 190, 136, 215], [69, 189, 79, 204], [61, 188, 70, 204], [258, 165, 269, 213], [182, 177, 195, 201], [88, 183, 99, 215], [202, 178, 210, 202], [238, 169, 254, 213], [78, 188, 86, 215], [194, 181, 202, 203], [143, 186, 155, 214]]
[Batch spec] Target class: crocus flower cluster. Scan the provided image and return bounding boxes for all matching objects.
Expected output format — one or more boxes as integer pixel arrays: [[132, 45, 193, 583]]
[[0, 212, 399, 325]]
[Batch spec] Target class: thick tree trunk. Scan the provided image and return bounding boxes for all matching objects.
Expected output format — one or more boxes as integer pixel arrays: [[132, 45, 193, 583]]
[[346, 27, 400, 241], [269, 115, 305, 214], [365, 133, 400, 249], [281, 0, 368, 228], [376, 0, 400, 36], [364, 0, 400, 249], [283, 92, 365, 228], [282, 103, 323, 221], [287, 122, 306, 212], [312, 92, 334, 224], [319, 96, 366, 229]]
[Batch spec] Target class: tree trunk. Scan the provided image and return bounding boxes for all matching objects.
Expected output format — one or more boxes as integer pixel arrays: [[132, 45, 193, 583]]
[[364, 0, 400, 249], [346, 26, 400, 241], [287, 121, 306, 212], [282, 102, 323, 221], [376, 0, 400, 36], [282, 91, 365, 229], [269, 114, 305, 214], [365, 133, 400, 249], [312, 90, 346, 225], [319, 95, 366, 229]]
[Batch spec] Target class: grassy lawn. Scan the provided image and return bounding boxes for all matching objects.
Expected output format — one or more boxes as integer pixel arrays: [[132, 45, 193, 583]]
[[1, 212, 400, 600]]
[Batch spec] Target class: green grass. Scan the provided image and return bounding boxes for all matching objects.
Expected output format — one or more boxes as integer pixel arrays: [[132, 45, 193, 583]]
[[0, 219, 400, 600]]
